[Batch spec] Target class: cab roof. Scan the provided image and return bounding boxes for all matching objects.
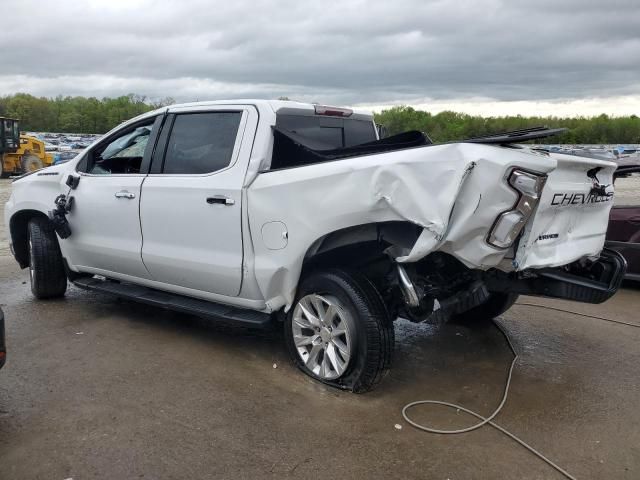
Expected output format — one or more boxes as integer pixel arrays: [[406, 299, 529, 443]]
[[165, 99, 374, 120]]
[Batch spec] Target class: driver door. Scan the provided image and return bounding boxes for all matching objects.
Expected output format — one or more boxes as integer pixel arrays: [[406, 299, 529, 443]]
[[60, 114, 164, 280]]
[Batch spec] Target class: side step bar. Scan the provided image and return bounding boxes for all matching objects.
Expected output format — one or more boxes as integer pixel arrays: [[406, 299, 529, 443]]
[[73, 277, 273, 329]]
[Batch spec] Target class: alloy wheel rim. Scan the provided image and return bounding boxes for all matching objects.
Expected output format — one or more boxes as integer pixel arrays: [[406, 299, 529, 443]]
[[28, 238, 34, 281], [292, 294, 353, 380]]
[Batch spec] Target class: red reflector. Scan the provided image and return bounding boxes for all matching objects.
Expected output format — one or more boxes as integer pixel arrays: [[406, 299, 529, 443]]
[[314, 105, 353, 117]]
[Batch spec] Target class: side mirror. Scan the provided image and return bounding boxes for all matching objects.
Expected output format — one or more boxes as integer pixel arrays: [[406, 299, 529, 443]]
[[66, 174, 80, 189], [376, 123, 389, 139]]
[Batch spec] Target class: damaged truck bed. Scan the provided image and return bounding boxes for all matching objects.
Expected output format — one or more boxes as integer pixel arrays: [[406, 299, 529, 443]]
[[4, 100, 626, 392]]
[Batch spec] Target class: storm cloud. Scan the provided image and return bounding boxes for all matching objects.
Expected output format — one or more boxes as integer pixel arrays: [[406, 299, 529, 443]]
[[1, 0, 639, 112]]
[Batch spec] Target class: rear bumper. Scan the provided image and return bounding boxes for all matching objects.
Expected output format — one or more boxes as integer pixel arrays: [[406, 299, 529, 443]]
[[487, 249, 627, 304]]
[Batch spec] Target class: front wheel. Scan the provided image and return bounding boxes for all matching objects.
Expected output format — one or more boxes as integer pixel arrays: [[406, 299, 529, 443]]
[[285, 269, 394, 393], [28, 217, 67, 299], [21, 154, 44, 173], [0, 158, 8, 178]]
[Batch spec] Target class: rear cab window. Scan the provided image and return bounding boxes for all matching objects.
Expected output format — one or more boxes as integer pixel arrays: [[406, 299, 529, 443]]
[[270, 112, 378, 170], [275, 114, 377, 150]]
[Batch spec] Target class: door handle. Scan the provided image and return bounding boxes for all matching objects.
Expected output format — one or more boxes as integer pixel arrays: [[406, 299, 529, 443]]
[[206, 195, 235, 206], [115, 191, 136, 199], [629, 216, 640, 225]]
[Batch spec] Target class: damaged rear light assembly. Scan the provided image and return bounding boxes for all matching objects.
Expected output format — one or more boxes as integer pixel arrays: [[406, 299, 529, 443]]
[[488, 169, 547, 249]]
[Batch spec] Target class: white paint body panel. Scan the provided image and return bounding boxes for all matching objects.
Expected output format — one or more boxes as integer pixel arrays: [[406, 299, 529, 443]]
[[3, 100, 617, 314], [64, 174, 151, 279], [139, 107, 257, 297], [515, 153, 616, 269], [248, 143, 562, 309]]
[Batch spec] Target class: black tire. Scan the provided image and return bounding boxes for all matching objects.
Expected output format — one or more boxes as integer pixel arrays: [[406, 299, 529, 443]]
[[21, 154, 44, 173], [285, 269, 394, 393], [452, 292, 519, 325], [0, 158, 8, 178], [28, 217, 67, 299]]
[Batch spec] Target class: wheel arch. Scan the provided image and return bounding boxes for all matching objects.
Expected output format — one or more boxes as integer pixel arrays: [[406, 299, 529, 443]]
[[301, 221, 421, 274], [9, 209, 50, 268], [263, 221, 421, 313]]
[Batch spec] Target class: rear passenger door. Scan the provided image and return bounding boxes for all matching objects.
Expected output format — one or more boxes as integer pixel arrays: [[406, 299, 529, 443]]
[[139, 106, 257, 297]]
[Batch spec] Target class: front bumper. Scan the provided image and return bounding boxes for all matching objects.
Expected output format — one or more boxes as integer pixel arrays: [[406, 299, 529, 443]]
[[487, 249, 627, 304]]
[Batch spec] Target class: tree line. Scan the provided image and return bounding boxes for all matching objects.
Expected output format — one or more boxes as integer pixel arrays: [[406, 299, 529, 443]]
[[374, 106, 640, 144], [1, 94, 639, 144], [0, 93, 173, 134]]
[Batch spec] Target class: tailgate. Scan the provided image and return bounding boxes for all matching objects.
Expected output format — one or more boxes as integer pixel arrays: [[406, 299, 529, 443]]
[[515, 153, 617, 269]]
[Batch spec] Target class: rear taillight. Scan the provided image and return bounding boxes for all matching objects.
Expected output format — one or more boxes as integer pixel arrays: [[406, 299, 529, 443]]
[[488, 169, 547, 249], [313, 105, 353, 117]]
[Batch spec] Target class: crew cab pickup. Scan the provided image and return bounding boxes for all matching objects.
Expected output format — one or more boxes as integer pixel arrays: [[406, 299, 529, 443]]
[[4, 100, 626, 392]]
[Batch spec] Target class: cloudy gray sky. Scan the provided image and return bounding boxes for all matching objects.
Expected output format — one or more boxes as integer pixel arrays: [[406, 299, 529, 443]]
[[2, 0, 640, 115]]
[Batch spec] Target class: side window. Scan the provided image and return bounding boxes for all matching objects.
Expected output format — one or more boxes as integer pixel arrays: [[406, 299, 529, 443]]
[[84, 119, 156, 175], [162, 112, 242, 175]]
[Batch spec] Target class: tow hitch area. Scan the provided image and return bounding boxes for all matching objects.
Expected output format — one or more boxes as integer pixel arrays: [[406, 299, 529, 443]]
[[393, 249, 626, 325], [487, 249, 627, 304]]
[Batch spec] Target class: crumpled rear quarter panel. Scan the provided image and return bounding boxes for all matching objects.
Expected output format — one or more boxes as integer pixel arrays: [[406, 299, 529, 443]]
[[247, 143, 556, 309]]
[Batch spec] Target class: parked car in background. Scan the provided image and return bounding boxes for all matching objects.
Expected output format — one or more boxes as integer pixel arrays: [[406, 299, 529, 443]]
[[53, 151, 80, 165], [607, 165, 640, 281]]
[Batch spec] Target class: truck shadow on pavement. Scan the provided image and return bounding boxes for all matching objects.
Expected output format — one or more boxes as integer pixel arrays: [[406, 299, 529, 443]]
[[66, 286, 538, 402]]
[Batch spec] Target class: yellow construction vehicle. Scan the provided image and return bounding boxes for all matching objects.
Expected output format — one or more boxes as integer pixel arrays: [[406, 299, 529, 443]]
[[1, 117, 53, 178]]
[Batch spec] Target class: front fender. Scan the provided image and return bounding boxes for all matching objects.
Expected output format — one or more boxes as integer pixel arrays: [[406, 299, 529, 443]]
[[5, 167, 69, 267]]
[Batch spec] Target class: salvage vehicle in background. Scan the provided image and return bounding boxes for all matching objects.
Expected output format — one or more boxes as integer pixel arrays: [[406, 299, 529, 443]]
[[606, 165, 640, 281], [53, 151, 81, 165], [0, 117, 54, 177], [4, 100, 626, 392]]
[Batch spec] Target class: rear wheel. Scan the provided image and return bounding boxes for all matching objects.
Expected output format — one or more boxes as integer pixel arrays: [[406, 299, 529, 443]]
[[28, 217, 67, 299], [285, 269, 394, 393], [452, 292, 519, 325], [21, 154, 44, 173]]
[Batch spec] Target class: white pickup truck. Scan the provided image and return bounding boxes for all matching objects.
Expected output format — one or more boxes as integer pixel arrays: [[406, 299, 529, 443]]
[[4, 100, 626, 392]]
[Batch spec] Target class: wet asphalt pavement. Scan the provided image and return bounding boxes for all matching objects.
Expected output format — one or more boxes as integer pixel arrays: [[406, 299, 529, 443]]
[[1, 178, 640, 479]]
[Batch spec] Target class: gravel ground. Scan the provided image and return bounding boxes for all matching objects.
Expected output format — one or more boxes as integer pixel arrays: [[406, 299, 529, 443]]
[[0, 180, 12, 257], [614, 175, 640, 206], [1, 179, 640, 479]]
